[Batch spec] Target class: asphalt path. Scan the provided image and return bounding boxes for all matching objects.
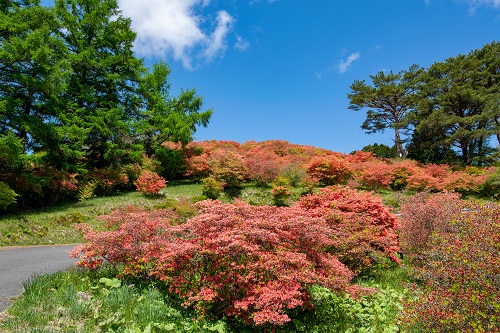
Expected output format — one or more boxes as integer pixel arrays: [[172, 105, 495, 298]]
[[0, 245, 78, 313]]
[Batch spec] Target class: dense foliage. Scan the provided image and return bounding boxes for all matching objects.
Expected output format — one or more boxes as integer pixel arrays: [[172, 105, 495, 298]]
[[0, 0, 211, 209]]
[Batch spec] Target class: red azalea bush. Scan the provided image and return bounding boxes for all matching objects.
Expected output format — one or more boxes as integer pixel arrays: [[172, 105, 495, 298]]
[[296, 187, 400, 272], [307, 156, 353, 186], [71, 202, 366, 326], [71, 188, 400, 327], [134, 170, 167, 195], [399, 195, 500, 332], [244, 151, 284, 186], [71, 206, 177, 274]]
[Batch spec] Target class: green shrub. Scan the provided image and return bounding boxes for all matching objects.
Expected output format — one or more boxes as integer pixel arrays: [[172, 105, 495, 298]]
[[279, 163, 306, 187], [0, 181, 18, 210], [293, 284, 403, 333], [208, 149, 248, 188], [202, 177, 224, 199], [481, 167, 500, 199], [272, 176, 291, 206]]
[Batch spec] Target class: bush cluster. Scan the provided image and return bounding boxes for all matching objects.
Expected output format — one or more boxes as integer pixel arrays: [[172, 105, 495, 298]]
[[134, 170, 167, 195], [3, 139, 496, 211], [71, 186, 399, 327]]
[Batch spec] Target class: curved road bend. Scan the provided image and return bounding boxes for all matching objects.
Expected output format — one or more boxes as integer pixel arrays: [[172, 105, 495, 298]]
[[0, 245, 78, 313]]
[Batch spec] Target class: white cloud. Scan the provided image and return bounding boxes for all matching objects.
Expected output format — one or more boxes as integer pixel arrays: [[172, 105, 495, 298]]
[[234, 35, 250, 51], [118, 0, 234, 69], [204, 11, 234, 60], [338, 52, 360, 74]]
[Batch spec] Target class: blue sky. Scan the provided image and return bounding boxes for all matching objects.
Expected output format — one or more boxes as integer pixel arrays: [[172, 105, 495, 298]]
[[45, 0, 500, 153]]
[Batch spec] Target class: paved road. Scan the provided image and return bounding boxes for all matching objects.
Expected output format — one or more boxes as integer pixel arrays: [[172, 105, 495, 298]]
[[0, 245, 78, 313]]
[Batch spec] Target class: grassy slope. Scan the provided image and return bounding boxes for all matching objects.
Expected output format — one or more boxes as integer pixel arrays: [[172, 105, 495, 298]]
[[0, 184, 203, 247]]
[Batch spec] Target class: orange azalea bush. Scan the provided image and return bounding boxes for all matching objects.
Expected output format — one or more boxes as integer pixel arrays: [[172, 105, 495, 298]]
[[297, 187, 400, 272], [134, 170, 167, 195], [307, 156, 353, 186]]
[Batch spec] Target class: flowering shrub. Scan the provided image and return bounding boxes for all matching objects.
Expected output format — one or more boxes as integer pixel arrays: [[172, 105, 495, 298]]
[[184, 154, 210, 180], [307, 156, 353, 186], [208, 149, 248, 188], [297, 187, 400, 272], [355, 160, 393, 190], [400, 197, 500, 332], [86, 168, 129, 195], [134, 170, 167, 195], [398, 191, 464, 263], [442, 167, 488, 195], [244, 151, 283, 186], [389, 160, 418, 190], [71, 192, 394, 327], [71, 206, 177, 275]]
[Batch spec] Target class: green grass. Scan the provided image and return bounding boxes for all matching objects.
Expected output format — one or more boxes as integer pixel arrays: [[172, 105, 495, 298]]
[[0, 264, 411, 333]]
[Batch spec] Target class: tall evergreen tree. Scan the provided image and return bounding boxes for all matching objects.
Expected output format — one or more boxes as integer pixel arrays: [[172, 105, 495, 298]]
[[0, 0, 67, 155], [53, 0, 144, 168], [415, 44, 498, 165]]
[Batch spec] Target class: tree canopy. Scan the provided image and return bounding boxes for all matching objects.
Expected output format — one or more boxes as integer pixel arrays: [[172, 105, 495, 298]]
[[0, 0, 212, 171]]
